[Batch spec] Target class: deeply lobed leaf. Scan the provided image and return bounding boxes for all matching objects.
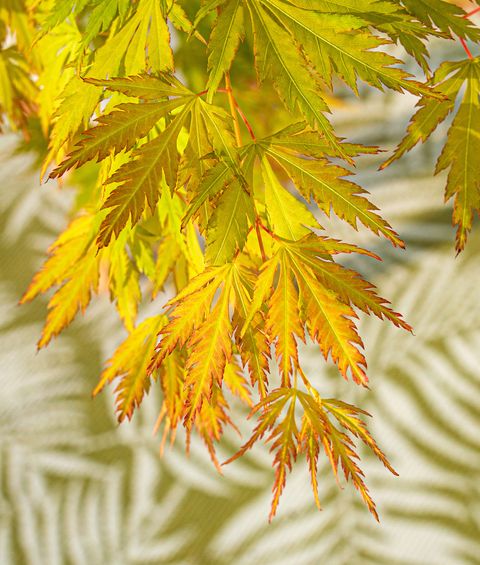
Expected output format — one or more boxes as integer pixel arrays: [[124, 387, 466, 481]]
[[15, 0, 452, 522]]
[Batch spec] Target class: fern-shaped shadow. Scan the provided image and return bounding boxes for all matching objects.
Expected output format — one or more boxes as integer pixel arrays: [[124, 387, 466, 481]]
[[2, 38, 480, 564]]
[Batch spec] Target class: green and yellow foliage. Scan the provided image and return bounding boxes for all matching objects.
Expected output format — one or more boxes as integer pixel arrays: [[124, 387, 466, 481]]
[[2, 0, 479, 519]]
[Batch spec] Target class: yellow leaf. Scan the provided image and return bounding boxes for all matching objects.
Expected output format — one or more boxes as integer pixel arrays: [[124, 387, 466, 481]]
[[107, 232, 141, 331], [265, 252, 304, 386], [38, 251, 100, 349], [20, 215, 94, 304], [183, 281, 233, 424], [194, 385, 234, 471], [94, 315, 167, 421], [296, 265, 368, 386], [223, 360, 253, 406], [261, 156, 318, 241]]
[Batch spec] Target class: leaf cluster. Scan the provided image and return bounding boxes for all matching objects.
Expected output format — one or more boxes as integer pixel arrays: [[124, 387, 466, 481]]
[[2, 0, 479, 519]]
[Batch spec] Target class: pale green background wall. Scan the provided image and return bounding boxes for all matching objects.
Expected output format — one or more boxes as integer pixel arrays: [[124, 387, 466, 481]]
[[1, 41, 479, 565]]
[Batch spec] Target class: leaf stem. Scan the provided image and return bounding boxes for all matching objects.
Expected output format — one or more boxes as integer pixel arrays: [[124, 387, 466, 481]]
[[224, 73, 265, 260], [298, 367, 317, 399], [234, 102, 256, 141], [258, 221, 275, 238], [460, 37, 474, 59], [198, 85, 256, 141], [459, 6, 480, 59], [255, 218, 267, 262], [464, 7, 480, 18], [225, 73, 243, 146], [197, 88, 229, 96]]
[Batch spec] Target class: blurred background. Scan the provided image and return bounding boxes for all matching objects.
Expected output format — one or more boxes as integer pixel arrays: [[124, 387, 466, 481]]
[[1, 32, 480, 565]]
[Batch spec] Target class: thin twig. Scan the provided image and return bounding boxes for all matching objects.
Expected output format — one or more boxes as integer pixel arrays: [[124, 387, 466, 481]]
[[459, 5, 480, 59], [255, 218, 267, 262], [224, 73, 266, 260], [234, 102, 256, 141], [197, 87, 256, 141], [460, 37, 474, 59], [225, 73, 243, 146], [197, 88, 229, 96], [464, 6, 480, 18]]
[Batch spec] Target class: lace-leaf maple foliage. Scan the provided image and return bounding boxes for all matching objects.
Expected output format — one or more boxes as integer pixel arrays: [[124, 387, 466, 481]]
[[2, 0, 479, 520]]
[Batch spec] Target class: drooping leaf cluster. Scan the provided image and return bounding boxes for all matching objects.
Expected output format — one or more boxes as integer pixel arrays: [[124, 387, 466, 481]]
[[383, 53, 480, 252], [2, 0, 478, 519]]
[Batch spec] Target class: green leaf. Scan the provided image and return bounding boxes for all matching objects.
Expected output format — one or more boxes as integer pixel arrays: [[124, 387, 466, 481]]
[[206, 0, 244, 100], [97, 99, 195, 247], [306, 259, 412, 330], [264, 0, 435, 98], [147, 0, 174, 72], [85, 73, 193, 100], [182, 160, 233, 227], [295, 0, 436, 71], [383, 58, 480, 252], [80, 0, 128, 51], [382, 61, 470, 168], [266, 146, 403, 246], [244, 0, 343, 156], [206, 179, 254, 264], [261, 155, 318, 241], [260, 122, 379, 160], [436, 63, 480, 253], [401, 0, 480, 41], [50, 98, 186, 178]]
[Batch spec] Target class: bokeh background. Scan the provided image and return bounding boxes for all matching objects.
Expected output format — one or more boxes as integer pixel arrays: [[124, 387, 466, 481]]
[[1, 38, 480, 565]]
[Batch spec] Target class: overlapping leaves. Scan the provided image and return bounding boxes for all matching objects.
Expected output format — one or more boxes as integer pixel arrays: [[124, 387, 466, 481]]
[[205, 0, 440, 155], [384, 58, 480, 252], [12, 0, 479, 521], [22, 74, 412, 522], [225, 387, 397, 520]]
